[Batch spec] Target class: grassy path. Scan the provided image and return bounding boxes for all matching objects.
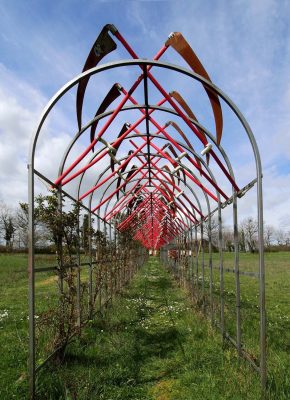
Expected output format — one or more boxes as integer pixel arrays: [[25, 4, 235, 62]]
[[39, 257, 261, 399]]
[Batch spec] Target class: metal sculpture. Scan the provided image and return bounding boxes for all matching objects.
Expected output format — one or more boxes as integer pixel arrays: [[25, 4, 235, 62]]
[[28, 24, 265, 399]]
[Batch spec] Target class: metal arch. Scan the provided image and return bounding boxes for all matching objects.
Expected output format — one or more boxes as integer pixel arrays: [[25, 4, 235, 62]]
[[93, 170, 199, 248], [84, 147, 215, 249], [89, 143, 222, 300], [74, 130, 232, 217], [57, 104, 237, 202], [28, 58, 251, 189], [29, 59, 263, 180], [79, 137, 217, 214], [28, 35, 265, 399], [96, 172, 195, 228], [56, 98, 237, 231], [96, 169, 205, 225], [73, 125, 236, 209]]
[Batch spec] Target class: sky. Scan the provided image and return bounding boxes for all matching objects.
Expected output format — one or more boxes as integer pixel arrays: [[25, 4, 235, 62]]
[[0, 0, 290, 230]]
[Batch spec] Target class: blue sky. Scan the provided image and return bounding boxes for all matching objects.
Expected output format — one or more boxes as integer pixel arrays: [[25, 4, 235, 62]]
[[0, 0, 290, 229]]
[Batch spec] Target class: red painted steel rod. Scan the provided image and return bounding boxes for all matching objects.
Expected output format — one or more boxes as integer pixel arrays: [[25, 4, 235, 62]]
[[60, 97, 168, 187], [91, 147, 166, 212], [106, 186, 155, 223], [130, 139, 204, 218], [121, 86, 229, 201], [105, 182, 150, 221], [114, 30, 240, 192], [103, 149, 167, 218], [54, 40, 169, 186]]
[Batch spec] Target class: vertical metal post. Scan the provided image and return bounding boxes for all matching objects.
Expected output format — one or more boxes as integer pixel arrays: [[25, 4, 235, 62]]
[[177, 236, 181, 284], [97, 218, 102, 311], [109, 223, 112, 301], [57, 187, 65, 344], [257, 175, 266, 396], [233, 194, 241, 356], [190, 225, 194, 298], [103, 222, 107, 305], [28, 163, 35, 399], [218, 203, 225, 339], [76, 204, 81, 330], [114, 221, 117, 294], [195, 225, 199, 300], [88, 211, 93, 318], [201, 221, 205, 304], [208, 215, 214, 326]]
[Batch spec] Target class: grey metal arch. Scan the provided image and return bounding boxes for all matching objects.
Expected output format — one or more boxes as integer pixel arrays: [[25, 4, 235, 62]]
[[28, 58, 265, 398]]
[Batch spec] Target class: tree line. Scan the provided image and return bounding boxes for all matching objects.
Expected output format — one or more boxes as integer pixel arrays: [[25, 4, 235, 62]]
[[0, 195, 91, 253], [0, 198, 290, 252], [203, 217, 290, 252]]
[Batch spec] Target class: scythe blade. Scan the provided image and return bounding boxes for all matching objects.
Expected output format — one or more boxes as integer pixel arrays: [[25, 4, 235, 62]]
[[91, 83, 121, 152], [76, 24, 117, 131], [166, 32, 223, 145], [167, 120, 202, 173], [116, 150, 134, 198], [110, 123, 130, 172]]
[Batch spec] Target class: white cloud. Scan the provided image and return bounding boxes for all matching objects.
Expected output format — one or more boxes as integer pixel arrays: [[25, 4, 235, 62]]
[[0, 64, 46, 205], [0, 1, 290, 232]]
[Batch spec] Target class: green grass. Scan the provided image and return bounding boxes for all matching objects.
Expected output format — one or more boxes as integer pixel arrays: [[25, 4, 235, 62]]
[[0, 253, 59, 399], [0, 252, 289, 399], [36, 257, 261, 399]]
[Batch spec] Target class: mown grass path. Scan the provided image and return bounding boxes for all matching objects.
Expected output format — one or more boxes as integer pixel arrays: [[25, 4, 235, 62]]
[[40, 257, 261, 399]]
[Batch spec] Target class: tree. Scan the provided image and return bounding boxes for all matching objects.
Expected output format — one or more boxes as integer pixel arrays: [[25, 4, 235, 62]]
[[241, 217, 258, 253], [35, 192, 79, 260], [223, 227, 234, 252], [203, 217, 219, 247], [81, 214, 91, 254], [33, 191, 82, 360], [239, 228, 246, 252], [0, 202, 16, 249], [285, 232, 290, 246], [275, 229, 286, 246], [264, 224, 275, 248]]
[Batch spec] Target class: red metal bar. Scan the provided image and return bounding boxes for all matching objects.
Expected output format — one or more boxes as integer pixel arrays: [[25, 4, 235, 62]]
[[101, 148, 167, 218], [54, 40, 169, 187], [59, 97, 167, 187], [130, 139, 204, 218], [114, 30, 240, 192], [121, 86, 229, 200], [104, 181, 149, 220]]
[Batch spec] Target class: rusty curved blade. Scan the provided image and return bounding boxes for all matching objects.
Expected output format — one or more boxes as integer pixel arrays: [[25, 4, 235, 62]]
[[169, 91, 207, 145], [168, 120, 194, 151], [128, 195, 143, 212], [91, 83, 121, 152], [116, 150, 134, 197], [167, 144, 178, 159], [122, 165, 138, 194], [165, 149, 181, 186], [127, 185, 141, 210], [163, 164, 176, 190], [167, 120, 202, 172], [168, 201, 177, 214], [170, 91, 198, 121], [76, 25, 117, 131], [110, 123, 130, 172], [160, 184, 174, 202], [167, 145, 186, 185], [166, 32, 223, 145]]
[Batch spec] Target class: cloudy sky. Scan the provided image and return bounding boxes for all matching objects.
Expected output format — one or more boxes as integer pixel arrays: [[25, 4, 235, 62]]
[[0, 0, 290, 229]]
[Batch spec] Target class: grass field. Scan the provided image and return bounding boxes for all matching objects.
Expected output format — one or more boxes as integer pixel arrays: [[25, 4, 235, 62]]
[[0, 252, 289, 399]]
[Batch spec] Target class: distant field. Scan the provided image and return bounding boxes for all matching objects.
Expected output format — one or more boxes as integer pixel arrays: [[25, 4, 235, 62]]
[[0, 252, 289, 399]]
